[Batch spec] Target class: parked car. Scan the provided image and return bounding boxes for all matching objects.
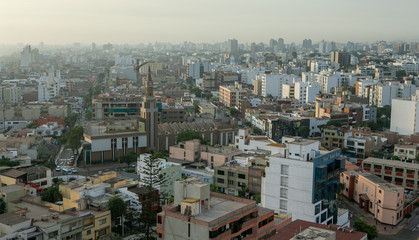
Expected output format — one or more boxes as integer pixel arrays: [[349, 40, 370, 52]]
[[71, 168, 78, 174], [56, 166, 61, 171]]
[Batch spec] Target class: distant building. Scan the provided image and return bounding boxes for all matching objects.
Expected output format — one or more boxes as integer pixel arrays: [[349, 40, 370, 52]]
[[219, 82, 247, 107], [227, 39, 239, 54], [331, 51, 350, 66]]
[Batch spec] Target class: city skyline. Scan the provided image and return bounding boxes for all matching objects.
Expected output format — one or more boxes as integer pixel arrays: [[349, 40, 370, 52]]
[[1, 0, 419, 45]]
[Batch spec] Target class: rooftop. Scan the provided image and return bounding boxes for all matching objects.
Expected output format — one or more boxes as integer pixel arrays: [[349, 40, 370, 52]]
[[194, 196, 248, 223], [272, 219, 367, 240], [0, 184, 25, 193], [1, 169, 26, 178], [364, 157, 419, 170], [0, 212, 30, 226]]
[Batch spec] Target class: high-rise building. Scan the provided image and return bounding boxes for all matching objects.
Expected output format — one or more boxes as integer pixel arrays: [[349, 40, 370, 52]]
[[227, 39, 238, 54], [278, 38, 285, 52], [262, 136, 343, 225], [269, 39, 277, 52], [141, 67, 159, 151], [302, 39, 312, 50], [390, 95, 419, 135], [330, 51, 350, 67]]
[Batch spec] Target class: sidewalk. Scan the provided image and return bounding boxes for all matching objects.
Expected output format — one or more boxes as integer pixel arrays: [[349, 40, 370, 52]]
[[362, 215, 407, 235]]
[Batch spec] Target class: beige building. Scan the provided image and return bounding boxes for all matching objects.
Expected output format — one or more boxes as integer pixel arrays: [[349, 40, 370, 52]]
[[253, 79, 262, 96], [169, 139, 242, 168], [394, 144, 419, 161], [214, 164, 249, 196], [198, 102, 216, 118], [340, 171, 404, 225], [219, 82, 247, 107], [362, 157, 419, 191]]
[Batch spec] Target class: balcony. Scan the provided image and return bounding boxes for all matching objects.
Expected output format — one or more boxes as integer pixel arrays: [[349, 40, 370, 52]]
[[406, 184, 414, 188], [407, 174, 414, 178], [395, 182, 403, 186], [395, 172, 403, 177], [385, 171, 392, 175], [374, 169, 381, 173], [364, 168, 370, 172]]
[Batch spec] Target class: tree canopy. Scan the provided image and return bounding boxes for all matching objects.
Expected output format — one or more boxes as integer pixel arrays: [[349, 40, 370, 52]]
[[229, 108, 240, 117], [297, 126, 310, 138], [0, 156, 19, 167], [0, 199, 6, 214], [326, 120, 342, 127], [41, 185, 62, 203], [108, 195, 127, 220], [176, 130, 205, 144], [37, 145, 51, 161], [119, 152, 137, 166], [353, 218, 378, 240], [66, 125, 84, 152]]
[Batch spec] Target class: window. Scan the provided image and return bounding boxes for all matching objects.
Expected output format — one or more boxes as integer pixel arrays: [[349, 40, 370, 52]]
[[280, 200, 287, 210], [228, 180, 234, 185], [253, 177, 258, 182], [86, 230, 91, 235], [98, 228, 107, 237], [281, 165, 289, 175], [229, 172, 234, 177], [217, 170, 225, 175], [238, 174, 246, 179], [280, 188, 288, 198], [217, 178, 224, 184], [99, 218, 107, 225], [281, 176, 288, 187]]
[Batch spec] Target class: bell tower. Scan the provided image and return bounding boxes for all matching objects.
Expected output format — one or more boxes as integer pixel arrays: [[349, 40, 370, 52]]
[[141, 66, 159, 151]]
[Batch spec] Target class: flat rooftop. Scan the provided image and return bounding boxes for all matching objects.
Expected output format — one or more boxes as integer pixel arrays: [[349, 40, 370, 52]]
[[364, 157, 419, 170], [0, 184, 25, 193], [194, 196, 248, 223], [0, 212, 30, 226]]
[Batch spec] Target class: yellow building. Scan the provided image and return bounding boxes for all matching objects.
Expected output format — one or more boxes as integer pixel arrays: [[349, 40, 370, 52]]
[[59, 171, 119, 211], [81, 210, 112, 240]]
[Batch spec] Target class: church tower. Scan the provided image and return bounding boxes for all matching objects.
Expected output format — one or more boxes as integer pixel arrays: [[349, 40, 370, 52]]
[[141, 66, 159, 151]]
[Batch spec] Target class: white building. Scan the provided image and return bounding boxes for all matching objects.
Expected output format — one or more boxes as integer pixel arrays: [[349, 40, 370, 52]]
[[36, 122, 64, 137], [38, 77, 62, 102], [261, 137, 342, 225], [261, 74, 301, 98], [369, 82, 417, 107], [390, 95, 419, 135]]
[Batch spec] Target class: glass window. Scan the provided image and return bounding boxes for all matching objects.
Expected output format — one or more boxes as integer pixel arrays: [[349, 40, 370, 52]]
[[280, 176, 288, 187], [280, 188, 288, 199], [280, 200, 287, 210], [281, 165, 289, 175]]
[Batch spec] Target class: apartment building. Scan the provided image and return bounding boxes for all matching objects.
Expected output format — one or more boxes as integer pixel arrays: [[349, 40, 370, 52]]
[[92, 94, 142, 120], [390, 95, 419, 136], [362, 157, 419, 191], [156, 178, 286, 240], [219, 82, 247, 107], [340, 171, 404, 225], [169, 139, 241, 168], [394, 144, 419, 161], [214, 164, 249, 196], [262, 137, 343, 225], [322, 126, 349, 150]]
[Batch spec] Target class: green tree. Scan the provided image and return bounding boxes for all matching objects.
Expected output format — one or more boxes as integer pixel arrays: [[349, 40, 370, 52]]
[[37, 145, 51, 161], [327, 120, 342, 127], [138, 154, 167, 239], [254, 194, 261, 204], [238, 183, 249, 198], [26, 122, 38, 129], [119, 152, 137, 166], [415, 155, 419, 163], [229, 108, 240, 117], [392, 155, 399, 160], [108, 195, 127, 221], [152, 151, 169, 159], [64, 113, 79, 129], [66, 125, 84, 154], [176, 130, 205, 144], [361, 121, 378, 131], [0, 156, 19, 167], [0, 198, 6, 214], [354, 218, 378, 240], [41, 185, 62, 203], [297, 126, 310, 138], [252, 127, 263, 135]]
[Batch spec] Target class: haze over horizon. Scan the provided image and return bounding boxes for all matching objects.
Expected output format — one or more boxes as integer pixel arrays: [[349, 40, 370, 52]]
[[1, 0, 419, 45]]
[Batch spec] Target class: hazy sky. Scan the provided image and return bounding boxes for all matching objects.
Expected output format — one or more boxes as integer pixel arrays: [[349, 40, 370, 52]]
[[1, 0, 419, 45]]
